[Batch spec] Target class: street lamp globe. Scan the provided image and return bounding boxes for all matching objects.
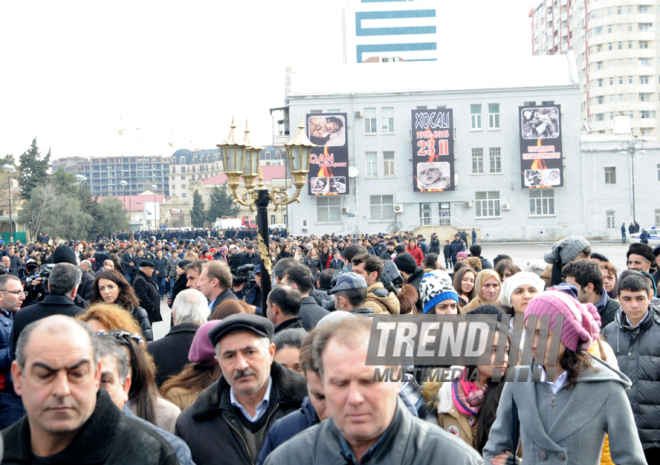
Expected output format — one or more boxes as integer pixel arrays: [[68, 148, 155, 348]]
[[2, 164, 15, 173], [241, 121, 263, 190], [217, 117, 247, 186], [120, 180, 128, 187], [285, 116, 316, 190]]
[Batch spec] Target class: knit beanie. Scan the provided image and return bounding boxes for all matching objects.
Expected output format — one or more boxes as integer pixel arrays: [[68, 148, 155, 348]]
[[53, 245, 78, 265], [543, 236, 590, 264], [188, 321, 221, 367], [456, 252, 469, 260], [524, 290, 601, 353], [394, 245, 407, 255], [500, 272, 545, 307], [394, 253, 417, 274], [419, 272, 458, 314]]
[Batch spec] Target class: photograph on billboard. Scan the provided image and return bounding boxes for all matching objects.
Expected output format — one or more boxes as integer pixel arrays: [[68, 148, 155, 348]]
[[412, 109, 454, 192], [306, 113, 349, 196], [519, 105, 563, 188]]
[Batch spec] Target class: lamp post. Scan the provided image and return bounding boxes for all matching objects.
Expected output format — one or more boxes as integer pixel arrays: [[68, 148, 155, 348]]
[[217, 117, 315, 312], [3, 164, 16, 243], [151, 184, 158, 230], [120, 180, 128, 210], [619, 138, 646, 225]]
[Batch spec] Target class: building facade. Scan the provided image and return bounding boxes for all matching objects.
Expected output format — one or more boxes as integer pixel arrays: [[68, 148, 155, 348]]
[[52, 155, 170, 197], [277, 55, 659, 241], [530, 0, 659, 136], [342, 0, 440, 63]]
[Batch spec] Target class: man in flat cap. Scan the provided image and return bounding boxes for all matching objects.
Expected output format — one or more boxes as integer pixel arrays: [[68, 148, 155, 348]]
[[175, 314, 307, 465], [133, 260, 161, 324]]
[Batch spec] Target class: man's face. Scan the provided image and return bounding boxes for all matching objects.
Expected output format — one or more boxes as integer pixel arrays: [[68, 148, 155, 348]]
[[215, 331, 274, 397], [418, 166, 440, 185], [7, 248, 14, 256], [12, 325, 101, 440], [305, 370, 331, 421], [564, 276, 592, 304], [0, 278, 25, 312], [197, 267, 217, 299], [186, 268, 200, 289], [387, 244, 394, 252], [352, 262, 377, 287], [627, 254, 651, 272], [103, 262, 114, 271], [322, 335, 398, 446], [99, 355, 129, 410], [254, 272, 261, 288], [619, 289, 651, 326], [141, 266, 154, 277], [2, 256, 10, 268], [156, 251, 162, 259]]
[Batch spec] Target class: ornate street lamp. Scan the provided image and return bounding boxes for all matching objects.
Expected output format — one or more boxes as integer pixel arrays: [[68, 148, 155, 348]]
[[217, 116, 316, 311], [151, 184, 158, 230], [3, 164, 16, 243]]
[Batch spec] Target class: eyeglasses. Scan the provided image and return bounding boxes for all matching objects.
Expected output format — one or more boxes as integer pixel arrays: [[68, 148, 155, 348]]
[[0, 289, 24, 296], [97, 330, 143, 345]]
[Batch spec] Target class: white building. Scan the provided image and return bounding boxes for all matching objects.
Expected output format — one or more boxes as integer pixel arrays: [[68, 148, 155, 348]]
[[342, 0, 441, 63], [530, 0, 659, 136], [278, 54, 660, 241]]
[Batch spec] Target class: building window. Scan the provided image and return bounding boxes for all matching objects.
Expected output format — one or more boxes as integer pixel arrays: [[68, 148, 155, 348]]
[[618, 77, 623, 85], [618, 42, 622, 50], [181, 193, 186, 198], [475, 191, 500, 218], [181, 184, 185, 189], [420, 203, 431, 226], [488, 104, 500, 129], [381, 107, 394, 133], [364, 108, 377, 134], [640, 93, 651, 102], [639, 5, 649, 13], [628, 41, 633, 49], [270, 215, 276, 224], [618, 60, 623, 68], [640, 40, 649, 49], [640, 76, 650, 84], [181, 166, 186, 173], [529, 190, 555, 216], [310, 110, 322, 114], [181, 175, 186, 180], [597, 96, 603, 104], [317, 197, 341, 222], [604, 167, 616, 184], [617, 6, 621, 14], [370, 195, 394, 221], [489, 147, 501, 173], [470, 104, 482, 130], [608, 42, 612, 51], [383, 152, 395, 177], [639, 23, 653, 32], [598, 79, 603, 87], [629, 94, 634, 102], [366, 152, 378, 177], [472, 148, 484, 174], [628, 75, 633, 84], [171, 166, 176, 174], [641, 111, 656, 119], [596, 114, 604, 122], [607, 211, 616, 229], [656, 209, 660, 227]]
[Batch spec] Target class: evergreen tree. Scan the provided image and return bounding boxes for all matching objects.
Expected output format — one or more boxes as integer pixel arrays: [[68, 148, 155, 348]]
[[206, 184, 240, 223], [19, 139, 51, 199], [191, 189, 206, 228], [53, 169, 80, 199]]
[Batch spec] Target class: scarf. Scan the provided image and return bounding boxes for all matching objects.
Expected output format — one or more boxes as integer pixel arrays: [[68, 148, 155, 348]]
[[451, 371, 487, 418]]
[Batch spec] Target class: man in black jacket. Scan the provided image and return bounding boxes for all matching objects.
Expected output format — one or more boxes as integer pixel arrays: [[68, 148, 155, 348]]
[[198, 261, 237, 317], [282, 265, 329, 330], [148, 289, 205, 387], [449, 234, 465, 267], [379, 241, 396, 261], [93, 243, 110, 272], [79, 260, 96, 302], [5, 314, 178, 465], [239, 243, 260, 267], [133, 261, 162, 324], [393, 253, 424, 313], [562, 259, 620, 328], [9, 263, 84, 358], [266, 285, 304, 333], [122, 245, 137, 284], [443, 240, 452, 269], [469, 244, 493, 270], [176, 314, 307, 465]]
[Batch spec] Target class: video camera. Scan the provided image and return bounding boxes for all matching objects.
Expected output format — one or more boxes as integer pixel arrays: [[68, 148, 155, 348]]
[[24, 263, 55, 303], [380, 260, 404, 294], [330, 263, 353, 287], [232, 263, 256, 291]]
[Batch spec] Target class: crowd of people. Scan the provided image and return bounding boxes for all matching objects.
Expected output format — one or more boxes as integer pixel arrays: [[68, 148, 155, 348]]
[[0, 228, 659, 464]]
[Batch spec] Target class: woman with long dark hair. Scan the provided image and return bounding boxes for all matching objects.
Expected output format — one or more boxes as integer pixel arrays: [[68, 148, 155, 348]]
[[302, 247, 322, 284], [484, 291, 646, 465], [453, 266, 477, 312], [90, 269, 153, 341], [319, 245, 331, 270], [168, 260, 191, 308]]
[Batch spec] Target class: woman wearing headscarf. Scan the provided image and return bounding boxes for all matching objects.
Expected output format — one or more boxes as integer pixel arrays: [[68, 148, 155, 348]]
[[464, 269, 502, 313]]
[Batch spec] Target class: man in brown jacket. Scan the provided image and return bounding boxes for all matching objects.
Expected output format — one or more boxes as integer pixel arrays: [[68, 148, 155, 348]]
[[352, 254, 400, 314]]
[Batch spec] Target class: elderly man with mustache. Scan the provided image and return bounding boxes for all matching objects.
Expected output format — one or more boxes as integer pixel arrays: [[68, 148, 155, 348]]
[[175, 314, 307, 465]]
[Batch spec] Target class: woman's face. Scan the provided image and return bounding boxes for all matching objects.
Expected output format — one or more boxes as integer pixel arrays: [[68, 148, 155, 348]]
[[600, 266, 616, 293], [510, 284, 539, 315], [310, 248, 317, 257], [274, 346, 301, 373], [98, 278, 120, 304], [457, 256, 467, 263], [478, 333, 508, 382], [433, 299, 458, 315], [323, 246, 329, 254], [532, 322, 566, 368], [500, 268, 514, 282], [460, 272, 475, 294], [481, 276, 500, 302]]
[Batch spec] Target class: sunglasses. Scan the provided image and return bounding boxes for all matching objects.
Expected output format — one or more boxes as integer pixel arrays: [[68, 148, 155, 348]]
[[97, 330, 143, 345]]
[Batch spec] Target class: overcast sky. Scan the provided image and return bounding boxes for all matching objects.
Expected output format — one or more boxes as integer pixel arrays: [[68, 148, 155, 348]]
[[0, 0, 541, 160]]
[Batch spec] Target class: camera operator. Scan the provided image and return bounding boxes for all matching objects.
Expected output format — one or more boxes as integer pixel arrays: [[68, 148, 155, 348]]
[[351, 254, 400, 314], [239, 243, 260, 267], [243, 264, 262, 315]]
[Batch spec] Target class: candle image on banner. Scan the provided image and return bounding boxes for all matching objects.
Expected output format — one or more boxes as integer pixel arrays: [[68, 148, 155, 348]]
[[519, 105, 564, 189], [306, 113, 349, 196], [412, 109, 454, 192]]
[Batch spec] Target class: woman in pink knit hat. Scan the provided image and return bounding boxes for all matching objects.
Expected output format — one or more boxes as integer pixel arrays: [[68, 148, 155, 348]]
[[484, 290, 646, 465]]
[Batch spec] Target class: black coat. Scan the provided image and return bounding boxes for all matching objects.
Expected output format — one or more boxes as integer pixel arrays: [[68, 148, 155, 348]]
[[406, 267, 425, 313], [175, 361, 307, 465], [299, 296, 330, 330], [430, 238, 441, 255], [170, 273, 188, 303], [79, 269, 96, 302], [10, 294, 83, 358], [147, 322, 199, 387], [210, 289, 239, 317], [122, 251, 137, 276], [93, 251, 110, 272], [131, 305, 154, 342], [1, 389, 178, 465], [239, 253, 260, 267], [133, 270, 162, 323], [274, 317, 304, 334], [380, 249, 395, 261]]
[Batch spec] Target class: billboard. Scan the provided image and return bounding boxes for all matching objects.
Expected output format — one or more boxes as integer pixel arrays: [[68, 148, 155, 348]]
[[306, 113, 349, 196], [412, 109, 454, 192], [519, 105, 563, 188]]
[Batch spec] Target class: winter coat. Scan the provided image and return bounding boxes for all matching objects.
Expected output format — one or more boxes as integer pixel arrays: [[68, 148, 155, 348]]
[[133, 270, 162, 323], [319, 252, 330, 270], [299, 296, 330, 330], [164, 257, 181, 279], [302, 256, 322, 283], [422, 378, 475, 448], [449, 239, 465, 261], [170, 273, 188, 303], [406, 267, 425, 313], [364, 281, 401, 314], [417, 239, 430, 256], [130, 305, 154, 342], [380, 249, 395, 261], [406, 245, 424, 266], [263, 398, 482, 465], [175, 361, 307, 465], [2, 389, 178, 465], [122, 251, 138, 276], [602, 305, 660, 449], [430, 237, 441, 255], [328, 257, 344, 270], [209, 289, 238, 316], [147, 322, 199, 387], [79, 269, 96, 301], [483, 357, 646, 465], [0, 309, 13, 390], [153, 257, 168, 277], [257, 396, 319, 465], [595, 292, 620, 329]]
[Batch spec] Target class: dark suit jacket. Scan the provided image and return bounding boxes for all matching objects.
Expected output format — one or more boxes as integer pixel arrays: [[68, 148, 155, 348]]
[[10, 294, 83, 358], [299, 296, 330, 331], [133, 271, 162, 323], [147, 323, 199, 387], [210, 289, 238, 317], [79, 270, 96, 302]]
